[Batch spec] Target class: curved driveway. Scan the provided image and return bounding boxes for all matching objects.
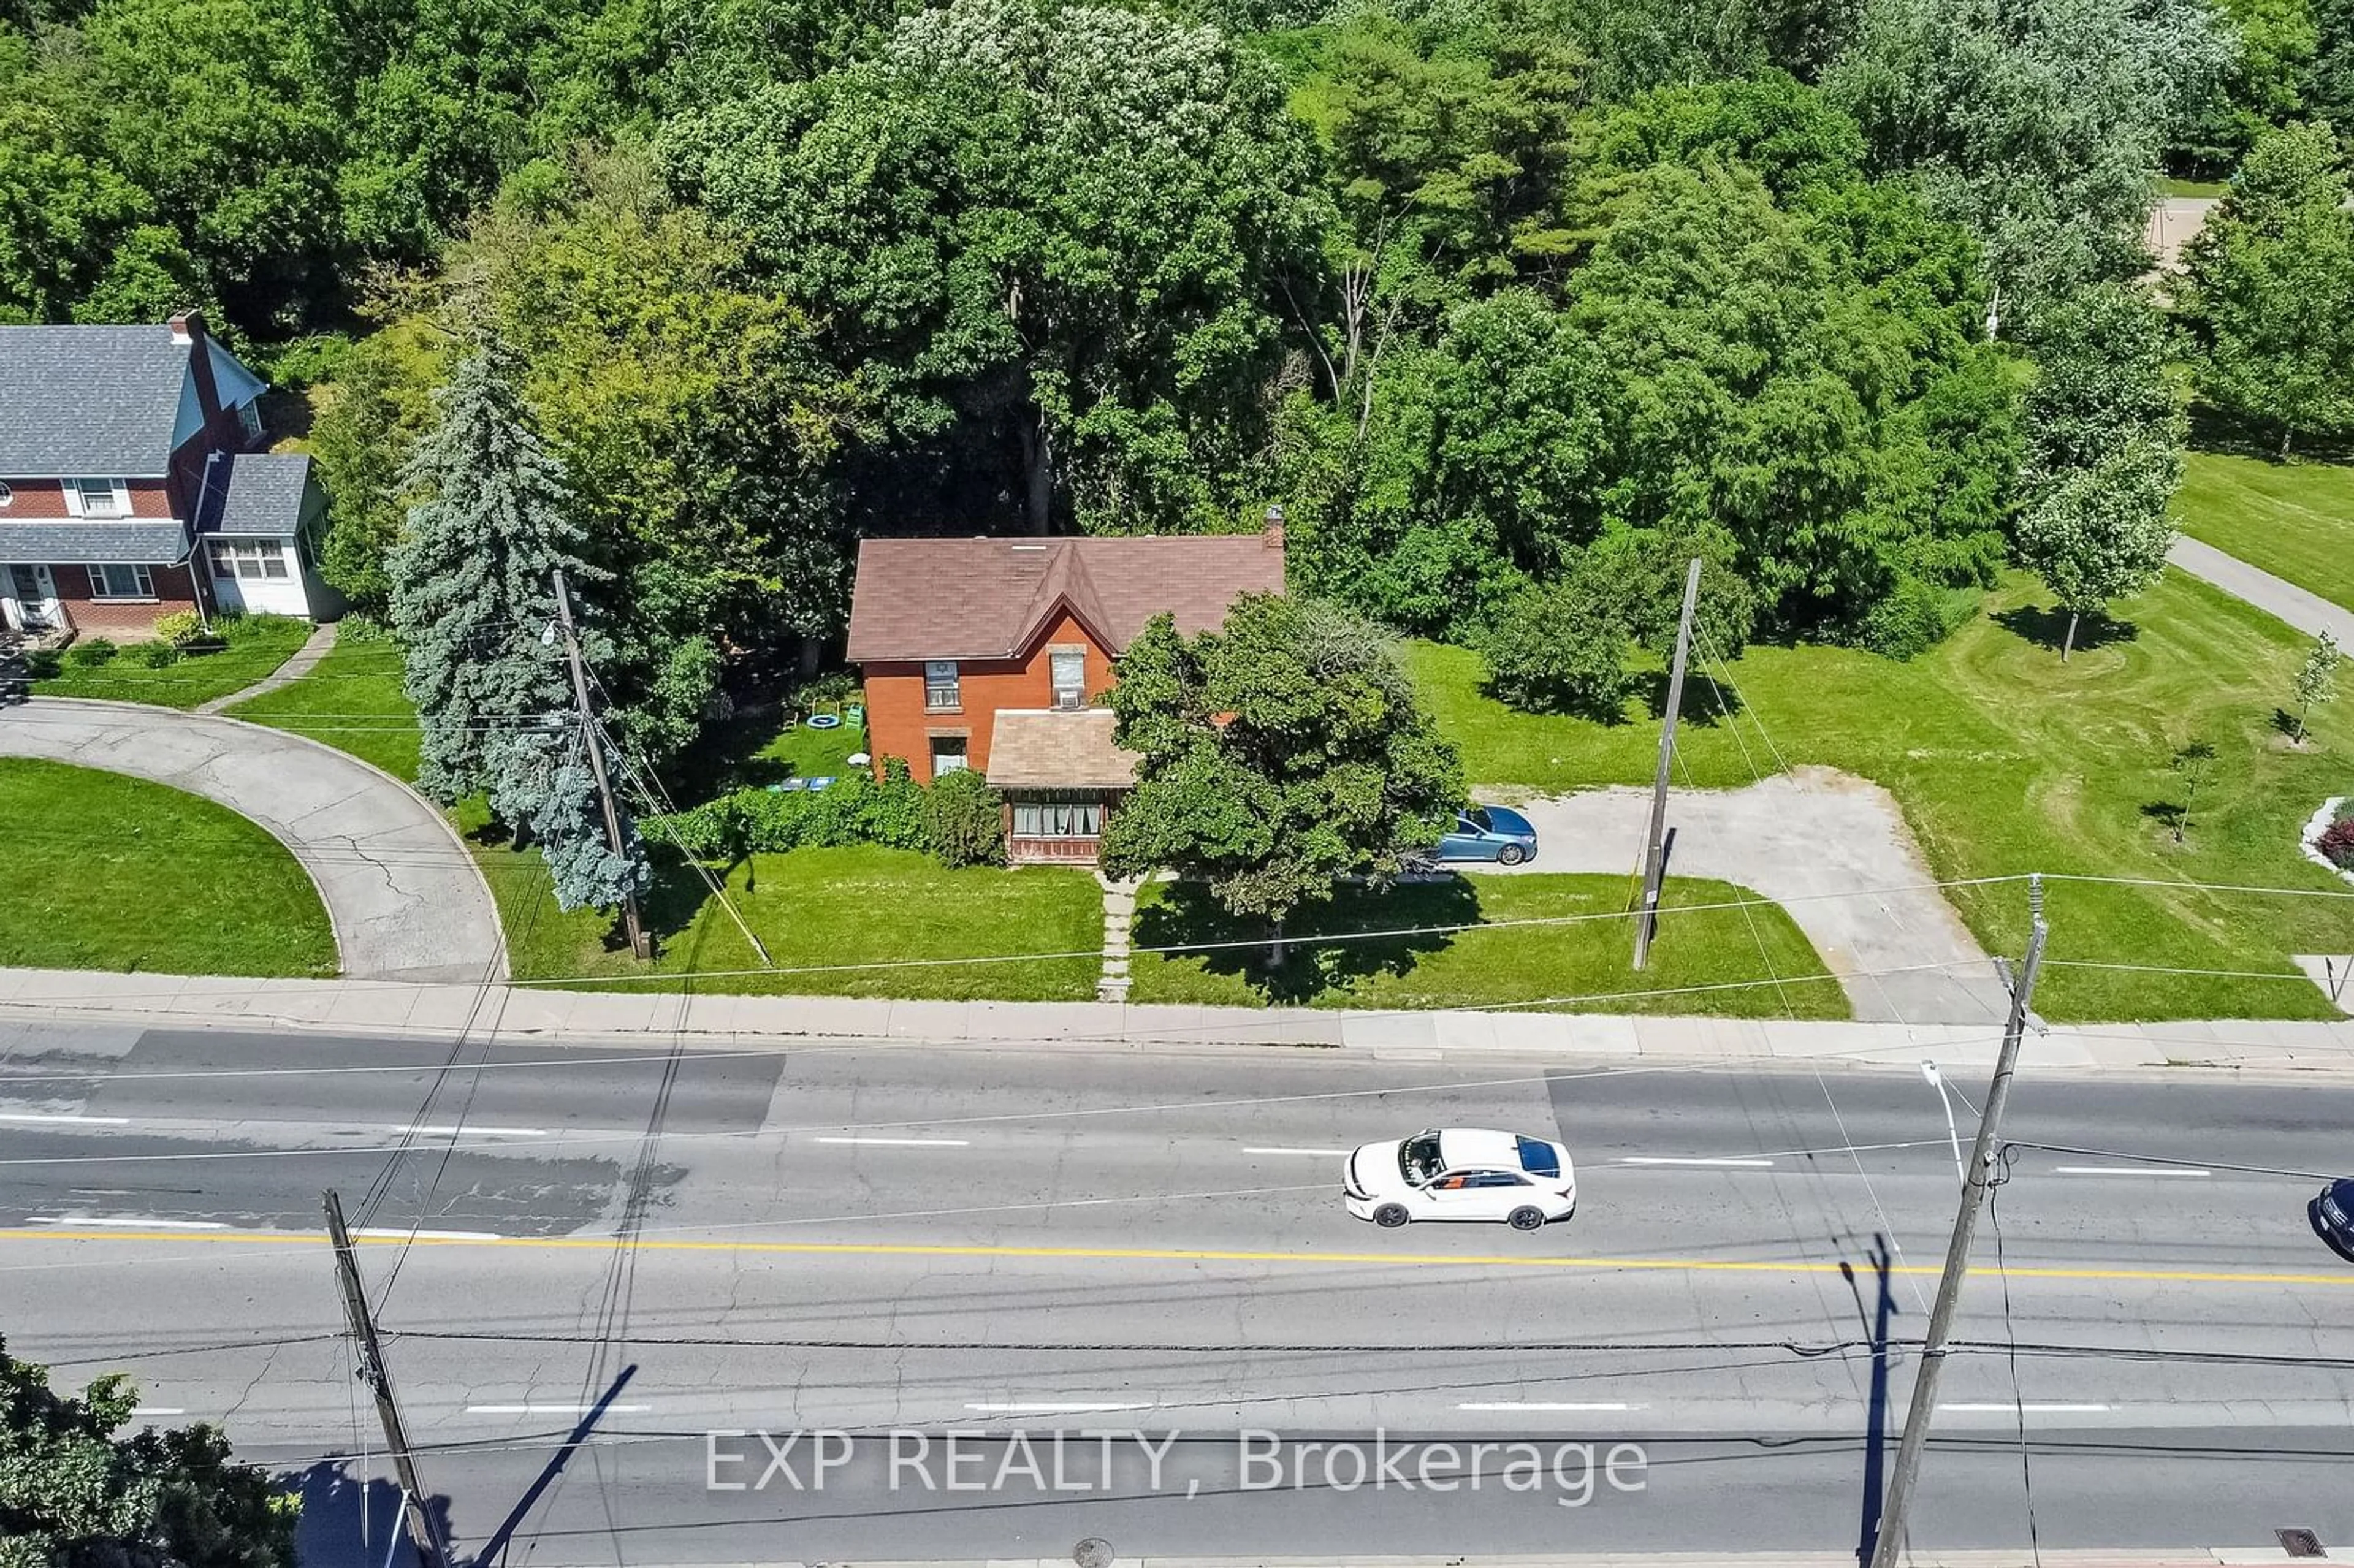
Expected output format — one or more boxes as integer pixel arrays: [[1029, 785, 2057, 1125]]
[[1477, 766, 2008, 1026], [0, 698, 504, 983]]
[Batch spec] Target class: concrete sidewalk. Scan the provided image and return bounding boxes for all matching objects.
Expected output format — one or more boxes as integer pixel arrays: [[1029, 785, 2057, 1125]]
[[4, 966, 2352, 1076]]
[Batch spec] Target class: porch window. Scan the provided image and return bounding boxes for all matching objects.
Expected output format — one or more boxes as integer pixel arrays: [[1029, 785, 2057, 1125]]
[[1013, 798, 1104, 838], [208, 539, 289, 580], [66, 478, 129, 518], [1050, 649, 1086, 710], [86, 563, 154, 599], [924, 660, 960, 711]]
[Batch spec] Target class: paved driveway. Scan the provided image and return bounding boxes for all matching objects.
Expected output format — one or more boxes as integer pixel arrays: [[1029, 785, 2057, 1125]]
[[1473, 766, 2009, 1026], [0, 698, 504, 983], [2167, 537, 2354, 647]]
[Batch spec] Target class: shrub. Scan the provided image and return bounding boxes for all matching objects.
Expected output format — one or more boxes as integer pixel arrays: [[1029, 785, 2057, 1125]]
[[153, 610, 204, 646], [794, 669, 861, 712], [647, 766, 930, 859], [926, 767, 1007, 867], [62, 638, 118, 669], [1477, 579, 1634, 720], [2319, 816, 2354, 872], [220, 613, 308, 645], [131, 641, 179, 668], [1857, 577, 1979, 660]]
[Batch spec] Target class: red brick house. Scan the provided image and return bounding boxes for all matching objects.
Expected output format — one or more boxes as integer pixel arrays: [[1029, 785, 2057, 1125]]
[[0, 311, 335, 640], [844, 526, 1287, 864]]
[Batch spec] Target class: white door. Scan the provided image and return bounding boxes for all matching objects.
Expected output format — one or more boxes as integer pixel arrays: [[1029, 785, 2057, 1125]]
[[5, 564, 59, 631]]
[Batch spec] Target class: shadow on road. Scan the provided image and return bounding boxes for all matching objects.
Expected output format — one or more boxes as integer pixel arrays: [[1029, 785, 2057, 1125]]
[[465, 1363, 641, 1568], [286, 1461, 453, 1568], [1841, 1235, 1898, 1568]]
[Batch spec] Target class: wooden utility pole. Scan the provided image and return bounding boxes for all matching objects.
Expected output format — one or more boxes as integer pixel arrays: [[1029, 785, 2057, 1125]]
[[1632, 557, 1704, 970], [324, 1190, 449, 1568], [552, 569, 650, 960], [1865, 893, 2049, 1568]]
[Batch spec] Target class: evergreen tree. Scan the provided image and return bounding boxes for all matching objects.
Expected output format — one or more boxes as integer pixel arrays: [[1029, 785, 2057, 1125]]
[[390, 335, 584, 806]]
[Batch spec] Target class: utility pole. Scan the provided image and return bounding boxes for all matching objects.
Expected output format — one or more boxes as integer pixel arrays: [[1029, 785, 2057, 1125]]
[[1865, 891, 2050, 1568], [324, 1190, 449, 1568], [552, 568, 650, 961], [1632, 557, 1704, 970]]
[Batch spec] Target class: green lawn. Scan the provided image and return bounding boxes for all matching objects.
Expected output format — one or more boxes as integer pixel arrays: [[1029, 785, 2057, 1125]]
[[669, 708, 869, 802], [0, 759, 336, 976], [29, 615, 312, 709], [2174, 449, 2354, 612], [2159, 177, 2228, 199], [1127, 873, 1848, 1018], [490, 840, 1103, 1000], [1409, 568, 2354, 1022], [227, 628, 421, 780]]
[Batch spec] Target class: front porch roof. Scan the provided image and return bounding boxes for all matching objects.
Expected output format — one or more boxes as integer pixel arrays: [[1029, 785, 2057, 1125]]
[[986, 708, 1140, 790], [0, 520, 189, 564]]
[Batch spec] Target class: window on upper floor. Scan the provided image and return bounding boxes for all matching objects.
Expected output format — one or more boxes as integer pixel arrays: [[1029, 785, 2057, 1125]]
[[924, 660, 961, 711], [1050, 649, 1086, 710], [237, 400, 264, 442], [65, 478, 129, 518]]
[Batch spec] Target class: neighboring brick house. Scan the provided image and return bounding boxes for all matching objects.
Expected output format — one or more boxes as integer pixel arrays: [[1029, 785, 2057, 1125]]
[[844, 525, 1287, 864], [0, 311, 335, 639]]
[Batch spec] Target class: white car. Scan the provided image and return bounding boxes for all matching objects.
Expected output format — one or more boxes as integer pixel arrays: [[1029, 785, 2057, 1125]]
[[1343, 1127, 1577, 1231]]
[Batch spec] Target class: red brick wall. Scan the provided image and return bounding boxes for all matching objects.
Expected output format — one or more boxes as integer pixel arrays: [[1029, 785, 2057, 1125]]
[[863, 611, 1118, 782], [50, 561, 197, 637], [0, 478, 174, 519]]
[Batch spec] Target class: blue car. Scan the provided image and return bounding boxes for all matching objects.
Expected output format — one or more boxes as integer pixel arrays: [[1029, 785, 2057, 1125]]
[[2314, 1178, 2354, 1263], [1434, 804, 1539, 866]]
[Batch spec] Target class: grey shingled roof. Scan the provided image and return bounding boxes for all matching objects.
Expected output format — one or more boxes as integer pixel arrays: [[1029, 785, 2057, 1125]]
[[207, 453, 313, 535], [0, 325, 199, 477], [0, 520, 191, 563]]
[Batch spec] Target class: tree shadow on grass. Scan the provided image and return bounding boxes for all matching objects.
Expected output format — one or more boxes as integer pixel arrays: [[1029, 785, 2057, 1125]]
[[1636, 667, 1744, 725], [1135, 876, 1481, 1005], [2139, 799, 2188, 840], [1990, 603, 2138, 656]]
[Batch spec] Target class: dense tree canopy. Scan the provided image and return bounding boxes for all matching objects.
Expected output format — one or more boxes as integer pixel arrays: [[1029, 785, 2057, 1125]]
[[666, 0, 1323, 535], [10, 0, 2317, 783]]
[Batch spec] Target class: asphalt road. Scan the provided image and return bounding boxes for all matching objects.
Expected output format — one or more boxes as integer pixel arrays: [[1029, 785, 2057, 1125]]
[[4, 1023, 2352, 1564]]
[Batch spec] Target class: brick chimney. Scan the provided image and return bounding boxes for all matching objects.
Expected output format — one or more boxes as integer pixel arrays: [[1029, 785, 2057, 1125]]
[[1263, 503, 1286, 553], [172, 309, 224, 428]]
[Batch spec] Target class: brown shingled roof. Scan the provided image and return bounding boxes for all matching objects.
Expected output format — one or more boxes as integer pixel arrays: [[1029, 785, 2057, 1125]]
[[985, 709, 1140, 790], [844, 530, 1286, 664]]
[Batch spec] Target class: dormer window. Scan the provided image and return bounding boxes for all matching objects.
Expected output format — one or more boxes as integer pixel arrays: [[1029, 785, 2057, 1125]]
[[1051, 648, 1086, 709], [237, 400, 264, 441], [64, 478, 129, 518]]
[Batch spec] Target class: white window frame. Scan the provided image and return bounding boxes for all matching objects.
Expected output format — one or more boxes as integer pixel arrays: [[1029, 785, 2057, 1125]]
[[64, 478, 131, 519], [1050, 649, 1086, 710], [208, 538, 289, 581], [924, 660, 961, 712], [86, 563, 156, 600], [1012, 796, 1104, 839], [236, 400, 264, 441], [929, 734, 970, 775]]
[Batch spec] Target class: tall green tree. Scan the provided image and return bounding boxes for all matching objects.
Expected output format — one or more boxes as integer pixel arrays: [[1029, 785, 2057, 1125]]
[[666, 0, 1323, 533], [2014, 284, 2184, 658], [2172, 0, 2318, 170], [1099, 594, 1463, 965], [390, 336, 587, 804], [2179, 121, 2354, 457], [1827, 0, 2234, 321], [0, 1335, 296, 1568]]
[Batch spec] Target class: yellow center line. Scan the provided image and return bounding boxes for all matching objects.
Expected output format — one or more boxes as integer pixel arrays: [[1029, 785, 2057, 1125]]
[[4, 1227, 2352, 1286]]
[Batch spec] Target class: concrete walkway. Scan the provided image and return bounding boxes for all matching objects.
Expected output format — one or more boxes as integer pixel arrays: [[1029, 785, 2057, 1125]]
[[1096, 870, 1142, 1003], [1480, 768, 2009, 1027], [2168, 536, 2354, 647], [2, 965, 2350, 1078], [194, 618, 337, 714], [0, 699, 503, 983]]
